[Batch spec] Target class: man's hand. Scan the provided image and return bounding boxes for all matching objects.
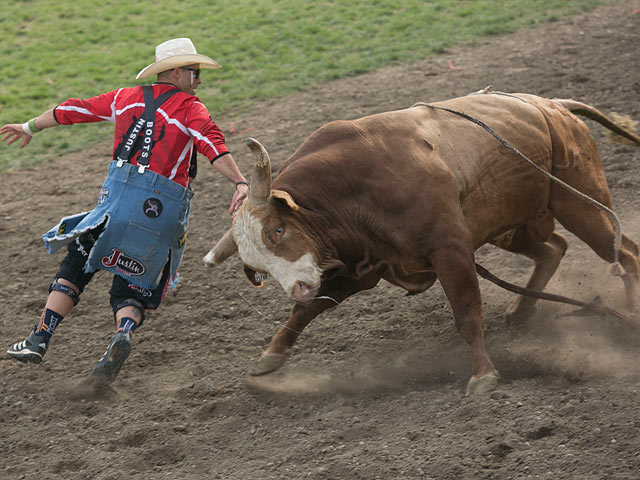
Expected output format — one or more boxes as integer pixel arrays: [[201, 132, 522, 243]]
[[229, 183, 249, 216], [0, 124, 33, 149]]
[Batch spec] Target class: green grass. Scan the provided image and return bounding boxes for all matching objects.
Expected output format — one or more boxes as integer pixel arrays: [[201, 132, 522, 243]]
[[0, 0, 615, 171]]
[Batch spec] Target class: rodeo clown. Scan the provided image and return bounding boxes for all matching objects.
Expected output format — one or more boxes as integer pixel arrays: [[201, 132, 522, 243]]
[[0, 38, 249, 383]]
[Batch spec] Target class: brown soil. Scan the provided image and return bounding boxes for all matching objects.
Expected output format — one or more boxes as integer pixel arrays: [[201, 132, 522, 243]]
[[2, 3, 640, 479]]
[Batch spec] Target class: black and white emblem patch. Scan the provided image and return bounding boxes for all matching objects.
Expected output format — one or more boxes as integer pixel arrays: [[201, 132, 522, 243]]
[[143, 198, 163, 218], [97, 187, 109, 205]]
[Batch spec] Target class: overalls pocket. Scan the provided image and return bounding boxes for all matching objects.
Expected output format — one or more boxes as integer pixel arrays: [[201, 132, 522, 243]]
[[119, 222, 161, 261]]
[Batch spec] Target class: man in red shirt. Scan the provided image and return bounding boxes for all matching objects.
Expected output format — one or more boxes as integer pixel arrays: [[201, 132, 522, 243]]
[[0, 38, 249, 383]]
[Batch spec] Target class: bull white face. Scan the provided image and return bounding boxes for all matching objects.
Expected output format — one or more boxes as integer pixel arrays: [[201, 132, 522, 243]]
[[233, 202, 323, 304], [204, 138, 324, 303]]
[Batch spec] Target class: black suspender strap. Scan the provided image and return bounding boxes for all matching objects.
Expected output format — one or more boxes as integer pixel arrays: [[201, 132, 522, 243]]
[[115, 85, 181, 173], [135, 85, 157, 172], [188, 148, 198, 180]]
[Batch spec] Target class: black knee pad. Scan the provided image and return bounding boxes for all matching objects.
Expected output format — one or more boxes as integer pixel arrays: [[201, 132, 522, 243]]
[[113, 299, 146, 325], [49, 279, 81, 306], [109, 261, 171, 314], [54, 227, 105, 293]]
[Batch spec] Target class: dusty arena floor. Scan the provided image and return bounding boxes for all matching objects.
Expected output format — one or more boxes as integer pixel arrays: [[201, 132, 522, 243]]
[[1, 2, 639, 479]]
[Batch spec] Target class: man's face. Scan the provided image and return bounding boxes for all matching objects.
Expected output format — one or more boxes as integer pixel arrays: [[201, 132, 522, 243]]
[[176, 64, 201, 95]]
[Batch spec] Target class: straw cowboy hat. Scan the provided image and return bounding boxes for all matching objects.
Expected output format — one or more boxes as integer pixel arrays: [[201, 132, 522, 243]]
[[136, 38, 221, 80]]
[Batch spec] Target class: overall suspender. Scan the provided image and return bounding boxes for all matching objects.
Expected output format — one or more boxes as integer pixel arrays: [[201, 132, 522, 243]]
[[115, 85, 181, 173]]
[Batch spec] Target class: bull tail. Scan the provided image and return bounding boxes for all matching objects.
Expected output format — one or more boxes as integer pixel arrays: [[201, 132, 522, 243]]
[[474, 263, 634, 324], [552, 99, 640, 147]]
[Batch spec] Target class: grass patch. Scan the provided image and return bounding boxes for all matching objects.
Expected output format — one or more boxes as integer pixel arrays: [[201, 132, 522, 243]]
[[0, 0, 615, 171]]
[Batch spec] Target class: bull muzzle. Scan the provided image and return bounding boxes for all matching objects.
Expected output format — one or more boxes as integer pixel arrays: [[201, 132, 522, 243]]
[[291, 280, 319, 304]]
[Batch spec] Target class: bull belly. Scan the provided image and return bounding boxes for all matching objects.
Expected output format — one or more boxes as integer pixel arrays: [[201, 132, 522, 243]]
[[463, 181, 549, 248], [382, 269, 437, 293]]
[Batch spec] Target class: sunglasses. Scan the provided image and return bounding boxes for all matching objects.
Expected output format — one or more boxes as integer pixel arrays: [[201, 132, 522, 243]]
[[180, 66, 201, 79]]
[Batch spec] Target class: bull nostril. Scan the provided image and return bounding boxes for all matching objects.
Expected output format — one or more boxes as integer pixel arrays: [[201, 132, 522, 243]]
[[294, 281, 316, 301]]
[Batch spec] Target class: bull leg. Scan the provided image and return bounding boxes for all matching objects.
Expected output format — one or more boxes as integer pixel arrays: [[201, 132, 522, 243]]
[[552, 196, 640, 313], [495, 216, 568, 322], [505, 232, 568, 320], [250, 299, 335, 376], [429, 245, 499, 394], [251, 274, 381, 376], [547, 135, 640, 313], [619, 235, 640, 311]]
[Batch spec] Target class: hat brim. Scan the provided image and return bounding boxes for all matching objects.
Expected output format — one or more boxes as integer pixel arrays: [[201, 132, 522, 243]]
[[136, 53, 221, 79]]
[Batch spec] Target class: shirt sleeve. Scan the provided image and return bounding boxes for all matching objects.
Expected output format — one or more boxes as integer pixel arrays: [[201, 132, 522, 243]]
[[186, 100, 230, 162], [54, 89, 121, 125]]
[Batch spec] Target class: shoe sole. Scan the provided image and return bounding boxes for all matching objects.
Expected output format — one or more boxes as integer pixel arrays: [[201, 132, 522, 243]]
[[7, 351, 44, 365], [91, 337, 131, 383]]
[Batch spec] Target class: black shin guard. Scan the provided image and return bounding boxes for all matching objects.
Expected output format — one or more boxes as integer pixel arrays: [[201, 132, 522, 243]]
[[114, 299, 146, 326], [48, 279, 80, 306]]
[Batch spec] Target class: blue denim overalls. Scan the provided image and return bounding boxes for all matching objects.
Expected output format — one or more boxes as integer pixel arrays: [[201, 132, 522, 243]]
[[42, 86, 193, 289]]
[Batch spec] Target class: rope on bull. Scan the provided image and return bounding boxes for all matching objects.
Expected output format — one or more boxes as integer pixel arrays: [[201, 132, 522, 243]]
[[411, 101, 625, 275], [474, 263, 632, 324]]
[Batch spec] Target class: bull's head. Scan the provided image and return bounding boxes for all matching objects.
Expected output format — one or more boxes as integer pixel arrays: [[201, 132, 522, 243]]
[[203, 138, 323, 303]]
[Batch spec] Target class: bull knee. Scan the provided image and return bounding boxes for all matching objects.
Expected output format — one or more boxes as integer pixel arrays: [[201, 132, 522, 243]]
[[548, 232, 568, 255], [527, 233, 567, 264]]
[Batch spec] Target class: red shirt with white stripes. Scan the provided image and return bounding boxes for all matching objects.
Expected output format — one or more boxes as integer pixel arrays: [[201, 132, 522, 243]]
[[53, 83, 229, 187]]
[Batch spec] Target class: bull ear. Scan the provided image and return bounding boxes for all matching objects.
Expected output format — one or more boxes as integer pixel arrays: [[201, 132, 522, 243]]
[[243, 265, 266, 287], [270, 189, 299, 211], [203, 228, 237, 267]]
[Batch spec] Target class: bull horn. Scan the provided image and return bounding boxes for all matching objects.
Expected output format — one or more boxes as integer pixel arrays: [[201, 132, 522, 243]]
[[203, 228, 237, 267], [246, 138, 272, 205]]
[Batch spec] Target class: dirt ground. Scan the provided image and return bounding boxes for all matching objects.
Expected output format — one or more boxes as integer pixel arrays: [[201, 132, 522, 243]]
[[1, 2, 640, 479]]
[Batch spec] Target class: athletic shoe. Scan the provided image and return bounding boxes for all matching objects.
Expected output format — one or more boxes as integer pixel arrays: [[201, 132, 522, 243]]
[[7, 331, 50, 364], [90, 332, 131, 383]]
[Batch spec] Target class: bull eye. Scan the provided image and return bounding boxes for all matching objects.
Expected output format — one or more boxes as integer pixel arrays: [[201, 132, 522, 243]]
[[266, 225, 285, 245]]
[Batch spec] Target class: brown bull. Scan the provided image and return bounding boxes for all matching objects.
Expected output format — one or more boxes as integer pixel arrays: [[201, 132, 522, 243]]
[[204, 92, 640, 394]]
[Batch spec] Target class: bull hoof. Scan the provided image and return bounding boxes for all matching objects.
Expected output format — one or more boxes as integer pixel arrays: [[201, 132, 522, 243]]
[[465, 372, 499, 395], [505, 303, 536, 325], [250, 353, 287, 376]]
